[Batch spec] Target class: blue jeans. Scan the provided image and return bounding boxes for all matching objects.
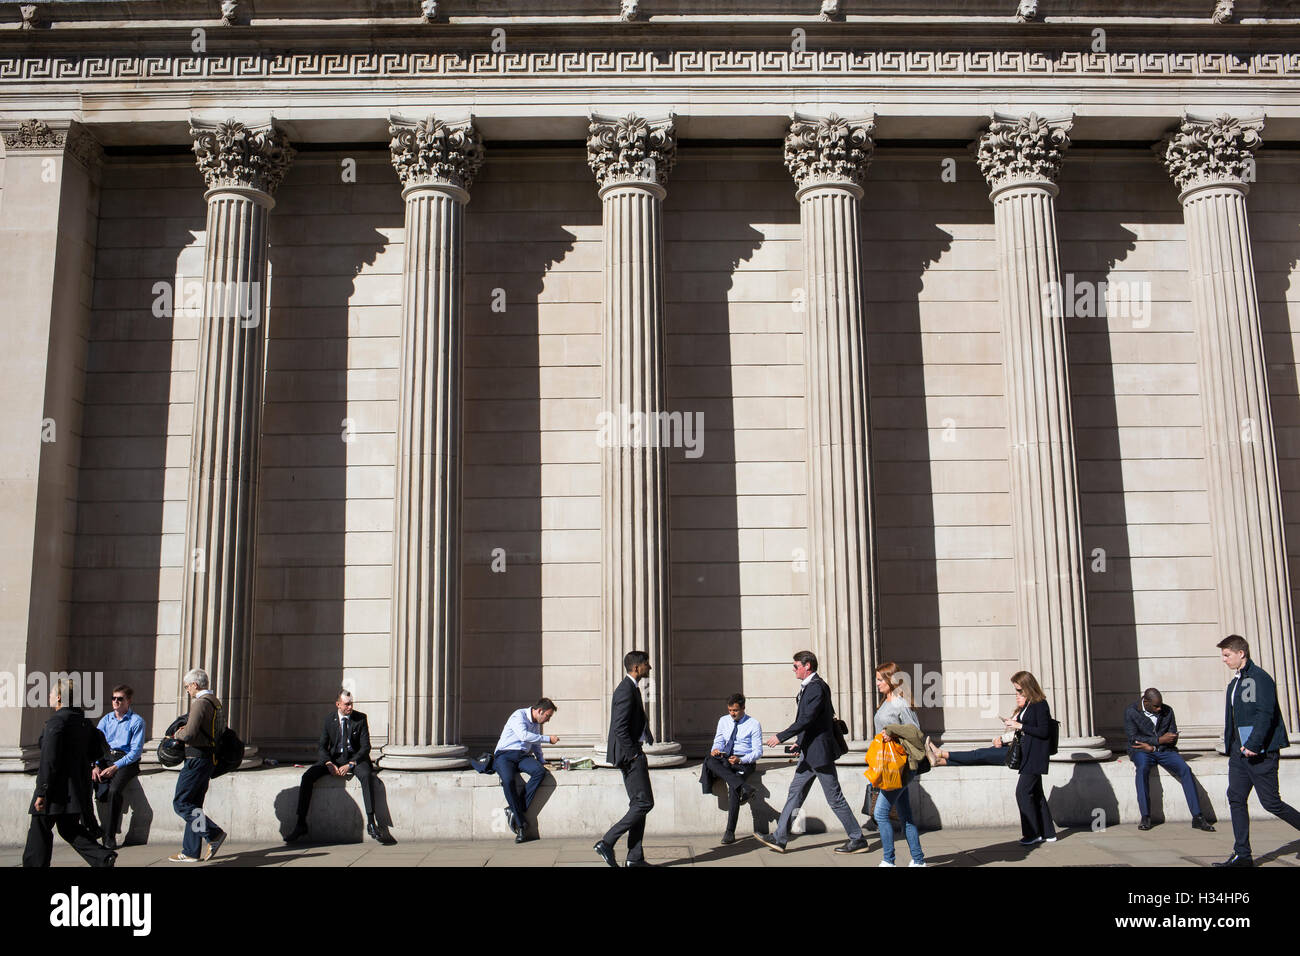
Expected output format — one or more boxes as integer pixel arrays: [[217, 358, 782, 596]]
[[173, 756, 220, 858], [495, 749, 550, 825], [1132, 749, 1202, 818], [874, 785, 923, 864]]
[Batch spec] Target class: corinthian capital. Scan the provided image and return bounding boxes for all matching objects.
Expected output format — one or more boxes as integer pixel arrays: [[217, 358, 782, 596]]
[[190, 119, 294, 195], [784, 112, 875, 192], [1162, 112, 1263, 194], [977, 111, 1072, 191], [587, 113, 676, 190], [389, 115, 484, 191]]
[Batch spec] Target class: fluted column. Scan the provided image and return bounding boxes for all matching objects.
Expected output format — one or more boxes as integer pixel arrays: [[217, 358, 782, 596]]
[[783, 114, 879, 749], [588, 113, 684, 766], [1163, 112, 1300, 744], [381, 116, 483, 769], [180, 119, 294, 754], [977, 112, 1107, 759]]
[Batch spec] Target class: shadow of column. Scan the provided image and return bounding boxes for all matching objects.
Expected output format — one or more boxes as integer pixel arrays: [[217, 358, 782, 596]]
[[663, 148, 767, 755], [256, 151, 390, 760]]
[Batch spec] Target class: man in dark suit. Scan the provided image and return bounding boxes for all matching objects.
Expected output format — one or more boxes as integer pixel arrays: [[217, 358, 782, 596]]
[[1124, 687, 1213, 832], [1214, 635, 1300, 867], [286, 689, 393, 845], [23, 677, 117, 868], [755, 650, 868, 854], [594, 650, 656, 867]]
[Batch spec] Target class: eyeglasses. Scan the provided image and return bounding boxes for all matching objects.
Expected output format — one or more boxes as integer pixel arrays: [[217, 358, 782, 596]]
[[111, 696, 128, 702]]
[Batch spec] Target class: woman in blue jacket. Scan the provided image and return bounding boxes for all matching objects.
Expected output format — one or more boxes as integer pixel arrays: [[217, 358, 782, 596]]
[[1007, 670, 1057, 846]]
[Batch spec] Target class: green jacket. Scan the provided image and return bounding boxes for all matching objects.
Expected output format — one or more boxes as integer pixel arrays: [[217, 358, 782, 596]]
[[885, 723, 927, 772]]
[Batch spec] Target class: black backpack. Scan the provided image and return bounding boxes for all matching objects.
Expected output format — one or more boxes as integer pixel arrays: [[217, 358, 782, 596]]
[[209, 700, 245, 778]]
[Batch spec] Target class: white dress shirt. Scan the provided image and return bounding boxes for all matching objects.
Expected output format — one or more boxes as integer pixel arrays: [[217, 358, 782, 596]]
[[712, 714, 763, 763], [494, 707, 549, 760]]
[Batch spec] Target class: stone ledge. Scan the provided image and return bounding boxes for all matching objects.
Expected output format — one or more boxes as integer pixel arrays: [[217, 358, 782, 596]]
[[3, 755, 1295, 846]]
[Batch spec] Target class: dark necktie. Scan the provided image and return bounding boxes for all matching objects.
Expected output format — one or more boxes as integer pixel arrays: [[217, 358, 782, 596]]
[[724, 720, 740, 757], [341, 716, 351, 760]]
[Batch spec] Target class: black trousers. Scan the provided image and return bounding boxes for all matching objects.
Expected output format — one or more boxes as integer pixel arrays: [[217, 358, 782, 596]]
[[703, 755, 750, 833], [297, 759, 376, 821], [1227, 748, 1300, 857], [95, 761, 140, 846], [603, 753, 654, 863], [1015, 772, 1056, 841], [23, 813, 114, 868]]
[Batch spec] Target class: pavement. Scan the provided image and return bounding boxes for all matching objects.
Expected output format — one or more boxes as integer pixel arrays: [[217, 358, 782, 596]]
[[6, 820, 1300, 867]]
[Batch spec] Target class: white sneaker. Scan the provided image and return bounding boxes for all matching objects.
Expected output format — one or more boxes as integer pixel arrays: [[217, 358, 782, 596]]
[[878, 860, 895, 867], [1043, 836, 1058, 843], [168, 852, 200, 862], [910, 860, 928, 867]]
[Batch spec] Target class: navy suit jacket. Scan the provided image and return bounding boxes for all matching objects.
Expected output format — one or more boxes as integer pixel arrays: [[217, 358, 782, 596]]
[[1225, 659, 1290, 755], [1124, 701, 1180, 758], [606, 675, 651, 767], [775, 674, 843, 769], [317, 710, 372, 766]]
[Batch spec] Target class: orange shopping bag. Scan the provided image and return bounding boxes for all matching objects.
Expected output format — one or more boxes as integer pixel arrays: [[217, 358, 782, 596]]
[[864, 733, 909, 791]]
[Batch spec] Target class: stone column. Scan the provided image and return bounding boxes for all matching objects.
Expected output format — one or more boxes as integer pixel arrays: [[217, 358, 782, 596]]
[[587, 113, 684, 766], [0, 120, 103, 771], [783, 113, 880, 749], [380, 116, 483, 770], [977, 111, 1107, 759], [179, 119, 293, 756], [1163, 112, 1300, 742]]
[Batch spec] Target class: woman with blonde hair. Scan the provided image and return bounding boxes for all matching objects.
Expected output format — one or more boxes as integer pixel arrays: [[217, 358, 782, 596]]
[[1005, 670, 1058, 847], [867, 661, 925, 866]]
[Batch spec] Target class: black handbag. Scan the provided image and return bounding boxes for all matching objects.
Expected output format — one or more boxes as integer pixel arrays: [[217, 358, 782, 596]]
[[1005, 731, 1023, 770]]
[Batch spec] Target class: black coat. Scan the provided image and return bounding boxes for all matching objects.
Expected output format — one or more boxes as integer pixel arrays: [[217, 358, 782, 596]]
[[30, 707, 107, 820], [317, 710, 372, 766], [606, 675, 652, 767], [1017, 700, 1053, 775], [1225, 659, 1291, 755], [1124, 701, 1180, 757], [775, 674, 843, 770]]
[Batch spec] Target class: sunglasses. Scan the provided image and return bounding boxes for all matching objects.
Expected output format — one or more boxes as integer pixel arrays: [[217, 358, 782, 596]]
[[111, 696, 128, 702]]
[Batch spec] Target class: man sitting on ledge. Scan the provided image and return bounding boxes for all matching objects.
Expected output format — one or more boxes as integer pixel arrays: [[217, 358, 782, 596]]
[[287, 689, 393, 845], [699, 693, 761, 845], [1125, 687, 1214, 833], [493, 697, 559, 843]]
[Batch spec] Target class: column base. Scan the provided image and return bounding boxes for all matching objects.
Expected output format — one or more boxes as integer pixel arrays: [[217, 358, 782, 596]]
[[1049, 736, 1113, 762], [0, 745, 39, 772], [379, 744, 469, 770], [592, 742, 687, 768]]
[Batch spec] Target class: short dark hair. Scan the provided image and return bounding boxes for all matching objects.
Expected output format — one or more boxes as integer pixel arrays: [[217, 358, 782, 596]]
[[1218, 634, 1250, 656], [793, 650, 817, 671], [112, 684, 134, 700], [337, 688, 354, 701], [727, 693, 746, 708], [624, 650, 649, 672], [534, 697, 557, 714], [1141, 687, 1162, 703]]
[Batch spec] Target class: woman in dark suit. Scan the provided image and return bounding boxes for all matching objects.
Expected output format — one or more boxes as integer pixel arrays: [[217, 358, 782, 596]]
[[1006, 671, 1057, 847]]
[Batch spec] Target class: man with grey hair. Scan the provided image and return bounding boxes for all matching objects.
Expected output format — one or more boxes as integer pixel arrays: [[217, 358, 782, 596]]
[[169, 668, 228, 862]]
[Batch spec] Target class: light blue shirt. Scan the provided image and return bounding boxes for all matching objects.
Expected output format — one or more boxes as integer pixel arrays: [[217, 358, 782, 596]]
[[494, 707, 549, 761], [97, 709, 146, 768], [711, 713, 763, 764]]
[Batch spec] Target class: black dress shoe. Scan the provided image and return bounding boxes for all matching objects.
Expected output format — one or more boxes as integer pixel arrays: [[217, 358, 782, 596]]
[[835, 836, 870, 854], [285, 822, 309, 844], [515, 830, 529, 844], [1137, 816, 1153, 830], [593, 840, 618, 867], [103, 836, 117, 852], [1192, 815, 1216, 832], [367, 822, 395, 845], [505, 807, 519, 836], [625, 859, 653, 867], [754, 834, 786, 853], [863, 816, 879, 832], [102, 851, 117, 868], [721, 831, 736, 845], [1212, 854, 1253, 867]]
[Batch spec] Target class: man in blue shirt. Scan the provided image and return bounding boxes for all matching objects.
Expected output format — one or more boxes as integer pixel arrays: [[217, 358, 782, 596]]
[[699, 693, 762, 844], [93, 684, 146, 851], [494, 698, 558, 843]]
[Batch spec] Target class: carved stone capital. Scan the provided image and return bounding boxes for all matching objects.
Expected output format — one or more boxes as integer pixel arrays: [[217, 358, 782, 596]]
[[1162, 112, 1263, 194], [2, 117, 65, 150], [977, 111, 1072, 191], [784, 112, 875, 192], [388, 115, 484, 192], [587, 113, 676, 190], [190, 119, 294, 195]]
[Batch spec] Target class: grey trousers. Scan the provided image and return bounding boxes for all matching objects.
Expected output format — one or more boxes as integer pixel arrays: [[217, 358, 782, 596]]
[[775, 761, 863, 844]]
